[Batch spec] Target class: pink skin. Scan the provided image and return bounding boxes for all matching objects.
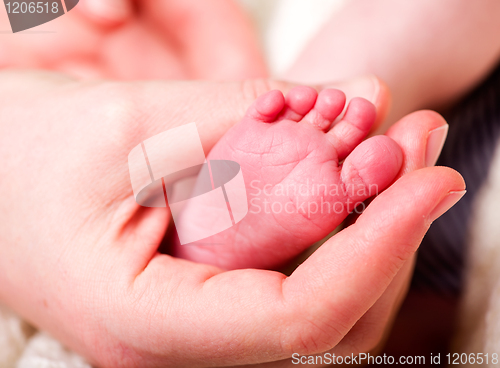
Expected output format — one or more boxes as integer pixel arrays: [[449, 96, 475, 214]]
[[0, 0, 475, 363], [286, 0, 500, 129], [0, 0, 267, 80], [174, 87, 402, 269], [0, 73, 465, 367]]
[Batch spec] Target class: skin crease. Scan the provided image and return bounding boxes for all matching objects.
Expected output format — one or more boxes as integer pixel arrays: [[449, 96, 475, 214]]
[[0, 0, 483, 366], [283, 2, 500, 364], [0, 72, 464, 367], [174, 88, 403, 270]]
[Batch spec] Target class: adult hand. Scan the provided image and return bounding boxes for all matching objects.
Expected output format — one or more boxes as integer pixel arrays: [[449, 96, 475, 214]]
[[0, 0, 267, 80], [233, 111, 456, 368], [0, 71, 464, 367]]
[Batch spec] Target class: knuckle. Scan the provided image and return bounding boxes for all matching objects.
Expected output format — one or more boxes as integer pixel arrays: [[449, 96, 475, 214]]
[[344, 321, 386, 355], [341, 165, 370, 200], [83, 81, 143, 149], [282, 315, 347, 355]]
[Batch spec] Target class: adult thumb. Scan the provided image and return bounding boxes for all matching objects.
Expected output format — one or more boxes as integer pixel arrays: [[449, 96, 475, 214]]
[[127, 77, 388, 153]]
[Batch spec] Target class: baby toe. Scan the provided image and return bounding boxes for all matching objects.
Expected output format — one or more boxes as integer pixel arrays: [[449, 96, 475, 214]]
[[301, 89, 346, 131], [279, 86, 318, 121], [245, 90, 286, 123], [327, 97, 376, 160], [341, 135, 403, 209]]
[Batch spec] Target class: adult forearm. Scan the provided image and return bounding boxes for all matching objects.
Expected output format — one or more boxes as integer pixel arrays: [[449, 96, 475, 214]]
[[287, 0, 500, 126]]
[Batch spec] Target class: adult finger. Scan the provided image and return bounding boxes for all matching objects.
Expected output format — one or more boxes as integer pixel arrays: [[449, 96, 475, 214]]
[[75, 0, 133, 26], [140, 0, 268, 79], [108, 167, 464, 367], [118, 77, 389, 156], [99, 19, 188, 79], [386, 110, 449, 175], [324, 75, 391, 130], [328, 110, 450, 355]]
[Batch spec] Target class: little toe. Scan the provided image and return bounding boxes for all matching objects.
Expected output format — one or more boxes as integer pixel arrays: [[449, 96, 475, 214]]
[[279, 86, 318, 121], [341, 135, 403, 209], [245, 90, 286, 123], [301, 89, 346, 131], [327, 97, 376, 161]]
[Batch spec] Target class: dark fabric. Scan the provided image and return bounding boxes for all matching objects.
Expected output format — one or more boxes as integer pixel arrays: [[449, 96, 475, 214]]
[[412, 64, 500, 295]]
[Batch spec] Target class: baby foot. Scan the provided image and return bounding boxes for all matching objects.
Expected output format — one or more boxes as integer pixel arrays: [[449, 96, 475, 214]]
[[173, 87, 403, 269]]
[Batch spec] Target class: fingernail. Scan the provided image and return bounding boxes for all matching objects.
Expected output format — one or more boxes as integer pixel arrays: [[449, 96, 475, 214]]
[[429, 190, 466, 222], [425, 124, 448, 167]]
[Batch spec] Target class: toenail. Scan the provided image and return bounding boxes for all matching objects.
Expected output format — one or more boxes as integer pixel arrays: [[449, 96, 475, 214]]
[[425, 124, 449, 167]]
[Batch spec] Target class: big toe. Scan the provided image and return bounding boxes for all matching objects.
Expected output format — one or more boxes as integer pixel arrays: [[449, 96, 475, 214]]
[[341, 135, 403, 208]]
